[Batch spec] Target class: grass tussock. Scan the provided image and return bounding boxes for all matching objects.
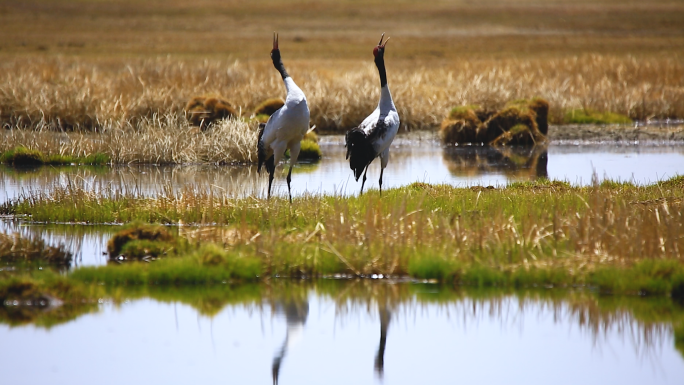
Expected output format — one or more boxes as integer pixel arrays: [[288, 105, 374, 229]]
[[184, 95, 238, 131], [254, 98, 285, 117], [298, 139, 322, 161], [0, 55, 682, 134], [0, 114, 259, 164], [440, 100, 547, 146], [107, 222, 179, 261], [6, 176, 684, 294]]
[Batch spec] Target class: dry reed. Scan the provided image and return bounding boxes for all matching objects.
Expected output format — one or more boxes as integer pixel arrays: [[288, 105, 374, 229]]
[[0, 113, 258, 164], [1, 55, 682, 134]]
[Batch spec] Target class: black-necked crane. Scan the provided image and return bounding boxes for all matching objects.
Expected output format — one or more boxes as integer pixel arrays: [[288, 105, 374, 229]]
[[345, 33, 400, 195], [258, 33, 310, 203]]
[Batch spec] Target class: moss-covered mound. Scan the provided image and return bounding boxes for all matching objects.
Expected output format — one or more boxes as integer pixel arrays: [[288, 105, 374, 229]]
[[184, 95, 238, 130], [298, 139, 322, 161], [0, 147, 44, 166], [440, 99, 549, 146], [107, 222, 178, 261]]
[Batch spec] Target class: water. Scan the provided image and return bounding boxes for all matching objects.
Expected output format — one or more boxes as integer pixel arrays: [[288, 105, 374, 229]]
[[2, 137, 683, 266], [1, 137, 683, 203], [1, 284, 683, 385]]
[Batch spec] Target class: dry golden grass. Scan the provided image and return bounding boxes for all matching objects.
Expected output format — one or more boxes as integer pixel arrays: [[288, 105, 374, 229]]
[[0, 114, 258, 164], [1, 55, 683, 134], [0, 0, 682, 135]]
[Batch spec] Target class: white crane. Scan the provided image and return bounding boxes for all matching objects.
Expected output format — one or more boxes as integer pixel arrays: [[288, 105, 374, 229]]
[[258, 33, 310, 203], [345, 33, 400, 195]]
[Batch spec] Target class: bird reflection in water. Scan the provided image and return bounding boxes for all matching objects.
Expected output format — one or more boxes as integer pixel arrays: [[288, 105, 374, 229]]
[[442, 145, 548, 181], [374, 284, 392, 381], [271, 294, 309, 385]]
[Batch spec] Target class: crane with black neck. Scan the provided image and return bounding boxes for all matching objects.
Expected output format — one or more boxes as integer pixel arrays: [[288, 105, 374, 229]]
[[345, 33, 400, 195], [258, 33, 311, 203]]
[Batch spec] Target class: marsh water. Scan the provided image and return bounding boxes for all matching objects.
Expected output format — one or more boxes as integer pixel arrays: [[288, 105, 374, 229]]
[[2, 136, 684, 267], [1, 283, 684, 385], [2, 136, 684, 203], [2, 137, 684, 384]]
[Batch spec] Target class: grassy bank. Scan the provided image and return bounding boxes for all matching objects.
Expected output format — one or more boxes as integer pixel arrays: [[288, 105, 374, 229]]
[[3, 176, 683, 295], [0, 115, 258, 164]]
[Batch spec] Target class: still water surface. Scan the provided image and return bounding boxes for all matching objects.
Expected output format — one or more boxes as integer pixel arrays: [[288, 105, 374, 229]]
[[1, 284, 683, 385], [1, 137, 683, 203]]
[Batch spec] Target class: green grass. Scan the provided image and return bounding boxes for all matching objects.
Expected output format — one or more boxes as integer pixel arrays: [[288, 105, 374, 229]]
[[0, 146, 110, 166], [3, 176, 684, 294], [298, 139, 322, 161], [564, 109, 632, 125]]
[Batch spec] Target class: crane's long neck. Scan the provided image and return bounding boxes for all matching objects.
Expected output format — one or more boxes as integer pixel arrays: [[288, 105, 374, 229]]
[[374, 55, 388, 88], [272, 50, 289, 80], [375, 54, 395, 112]]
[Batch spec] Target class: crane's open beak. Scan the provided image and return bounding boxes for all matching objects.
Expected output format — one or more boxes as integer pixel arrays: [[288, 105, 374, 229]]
[[273, 32, 279, 50], [377, 33, 390, 48]]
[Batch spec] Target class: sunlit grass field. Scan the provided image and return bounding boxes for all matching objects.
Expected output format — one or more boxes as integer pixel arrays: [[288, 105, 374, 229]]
[[1, 0, 683, 134]]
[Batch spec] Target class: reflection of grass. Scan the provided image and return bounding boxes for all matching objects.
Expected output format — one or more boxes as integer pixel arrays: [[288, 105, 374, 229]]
[[0, 232, 72, 266], [0, 273, 102, 328], [565, 109, 632, 125]]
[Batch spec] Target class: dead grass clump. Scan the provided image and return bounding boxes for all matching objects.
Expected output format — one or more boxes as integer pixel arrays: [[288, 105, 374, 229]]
[[0, 232, 73, 266], [439, 105, 487, 144], [484, 106, 539, 142], [254, 98, 285, 116], [107, 222, 176, 261], [441, 100, 549, 146], [528, 98, 550, 135], [490, 123, 545, 146], [185, 95, 237, 131]]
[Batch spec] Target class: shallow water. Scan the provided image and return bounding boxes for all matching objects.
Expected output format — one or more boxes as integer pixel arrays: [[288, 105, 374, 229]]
[[2, 137, 683, 266], [1, 137, 683, 203], [1, 284, 683, 385]]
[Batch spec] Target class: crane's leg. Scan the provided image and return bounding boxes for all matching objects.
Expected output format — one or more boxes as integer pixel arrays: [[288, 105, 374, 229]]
[[267, 168, 275, 200], [360, 165, 369, 195], [286, 141, 301, 204], [378, 148, 390, 197], [379, 167, 384, 197], [286, 165, 293, 204]]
